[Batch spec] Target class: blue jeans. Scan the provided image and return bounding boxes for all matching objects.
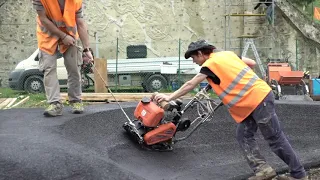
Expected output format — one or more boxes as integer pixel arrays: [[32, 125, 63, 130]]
[[236, 92, 306, 178]]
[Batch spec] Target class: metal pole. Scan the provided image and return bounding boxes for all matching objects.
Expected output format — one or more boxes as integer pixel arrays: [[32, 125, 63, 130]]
[[178, 38, 181, 87], [115, 38, 119, 92], [312, 1, 314, 23], [296, 38, 299, 70], [272, 0, 275, 27], [227, 0, 231, 50], [95, 32, 99, 58], [224, 0, 227, 50]]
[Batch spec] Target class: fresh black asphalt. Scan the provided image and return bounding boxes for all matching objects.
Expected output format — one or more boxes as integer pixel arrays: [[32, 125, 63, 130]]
[[0, 100, 320, 180]]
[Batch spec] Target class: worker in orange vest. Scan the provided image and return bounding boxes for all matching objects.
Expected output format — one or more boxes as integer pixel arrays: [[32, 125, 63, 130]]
[[32, 0, 93, 117], [154, 40, 307, 180]]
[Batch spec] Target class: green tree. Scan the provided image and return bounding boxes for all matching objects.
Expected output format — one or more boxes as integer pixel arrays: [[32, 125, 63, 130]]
[[289, 0, 316, 6]]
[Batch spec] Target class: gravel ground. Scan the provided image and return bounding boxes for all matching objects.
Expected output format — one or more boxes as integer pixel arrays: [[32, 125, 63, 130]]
[[308, 168, 320, 180], [270, 167, 320, 179], [0, 101, 320, 180]]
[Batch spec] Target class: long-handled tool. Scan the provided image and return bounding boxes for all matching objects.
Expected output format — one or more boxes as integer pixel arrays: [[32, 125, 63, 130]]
[[76, 45, 144, 142]]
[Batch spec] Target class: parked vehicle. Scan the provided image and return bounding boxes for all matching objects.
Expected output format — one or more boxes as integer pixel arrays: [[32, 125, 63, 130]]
[[9, 49, 66, 93], [8, 49, 200, 93]]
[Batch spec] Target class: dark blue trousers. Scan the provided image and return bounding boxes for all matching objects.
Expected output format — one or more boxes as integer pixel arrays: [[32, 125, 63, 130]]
[[236, 92, 306, 178]]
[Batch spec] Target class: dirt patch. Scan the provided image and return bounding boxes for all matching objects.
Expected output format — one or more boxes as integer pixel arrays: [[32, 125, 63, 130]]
[[272, 168, 320, 180], [308, 168, 320, 180]]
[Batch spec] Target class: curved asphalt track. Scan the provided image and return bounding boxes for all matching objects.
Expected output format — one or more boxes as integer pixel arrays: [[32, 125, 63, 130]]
[[0, 100, 320, 180]]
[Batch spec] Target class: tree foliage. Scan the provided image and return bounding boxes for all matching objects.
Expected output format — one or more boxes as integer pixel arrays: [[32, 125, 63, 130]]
[[289, 0, 316, 6]]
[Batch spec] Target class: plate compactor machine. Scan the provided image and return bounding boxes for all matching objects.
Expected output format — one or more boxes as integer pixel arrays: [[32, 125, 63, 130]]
[[80, 52, 223, 152], [122, 85, 223, 151]]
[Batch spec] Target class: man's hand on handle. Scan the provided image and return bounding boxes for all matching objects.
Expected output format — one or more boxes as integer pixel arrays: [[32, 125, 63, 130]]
[[83, 50, 94, 64], [153, 93, 171, 104], [62, 34, 76, 46]]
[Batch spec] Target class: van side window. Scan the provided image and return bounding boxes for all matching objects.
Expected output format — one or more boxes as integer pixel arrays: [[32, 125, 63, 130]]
[[35, 54, 39, 61]]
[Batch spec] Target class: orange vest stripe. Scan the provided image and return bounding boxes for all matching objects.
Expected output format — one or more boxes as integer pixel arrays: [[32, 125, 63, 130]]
[[202, 52, 271, 123], [225, 74, 259, 108], [36, 0, 82, 55], [218, 66, 251, 100]]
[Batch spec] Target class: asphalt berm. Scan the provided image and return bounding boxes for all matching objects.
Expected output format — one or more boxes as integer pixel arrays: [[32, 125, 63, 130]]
[[0, 100, 320, 180]]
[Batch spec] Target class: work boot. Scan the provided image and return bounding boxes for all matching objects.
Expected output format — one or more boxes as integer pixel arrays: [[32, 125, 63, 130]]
[[248, 165, 277, 180], [44, 102, 63, 117], [277, 174, 308, 180], [71, 102, 84, 114]]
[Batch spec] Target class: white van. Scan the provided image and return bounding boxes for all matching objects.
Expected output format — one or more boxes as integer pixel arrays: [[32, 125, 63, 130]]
[[9, 48, 201, 93], [8, 49, 93, 93]]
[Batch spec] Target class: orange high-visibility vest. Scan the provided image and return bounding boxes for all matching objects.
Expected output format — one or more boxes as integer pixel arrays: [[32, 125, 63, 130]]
[[36, 0, 82, 55], [202, 52, 271, 123]]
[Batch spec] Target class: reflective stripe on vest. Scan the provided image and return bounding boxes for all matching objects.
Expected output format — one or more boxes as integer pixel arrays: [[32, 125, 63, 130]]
[[218, 66, 259, 108], [38, 19, 77, 37], [36, 0, 81, 55]]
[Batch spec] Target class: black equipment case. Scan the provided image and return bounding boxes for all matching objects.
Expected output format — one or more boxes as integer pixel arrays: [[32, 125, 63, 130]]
[[127, 45, 147, 59]]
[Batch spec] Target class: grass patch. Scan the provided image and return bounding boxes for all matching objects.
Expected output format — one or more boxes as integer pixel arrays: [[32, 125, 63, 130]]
[[0, 85, 216, 109], [0, 88, 47, 108]]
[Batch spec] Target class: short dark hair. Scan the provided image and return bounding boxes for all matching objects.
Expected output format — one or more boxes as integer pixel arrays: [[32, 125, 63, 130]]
[[189, 47, 215, 57]]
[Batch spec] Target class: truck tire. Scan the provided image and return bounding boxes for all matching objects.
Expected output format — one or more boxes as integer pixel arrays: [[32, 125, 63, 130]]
[[145, 74, 168, 92], [24, 75, 44, 93]]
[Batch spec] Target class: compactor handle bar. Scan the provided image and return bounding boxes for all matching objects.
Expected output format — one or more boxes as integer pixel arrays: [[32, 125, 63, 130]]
[[204, 84, 212, 92], [173, 84, 223, 143]]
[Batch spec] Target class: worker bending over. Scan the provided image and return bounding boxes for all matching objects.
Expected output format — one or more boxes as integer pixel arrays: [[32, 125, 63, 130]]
[[154, 40, 307, 180]]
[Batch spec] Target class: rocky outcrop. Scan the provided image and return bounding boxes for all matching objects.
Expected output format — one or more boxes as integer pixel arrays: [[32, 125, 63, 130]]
[[276, 0, 320, 47]]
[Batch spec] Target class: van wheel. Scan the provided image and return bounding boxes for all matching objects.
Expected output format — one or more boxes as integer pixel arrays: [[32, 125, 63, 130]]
[[24, 75, 44, 93], [145, 74, 168, 92]]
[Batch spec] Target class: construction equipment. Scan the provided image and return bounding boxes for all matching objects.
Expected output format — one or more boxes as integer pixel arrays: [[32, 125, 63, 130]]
[[123, 84, 223, 151], [79, 46, 223, 151], [265, 58, 309, 100]]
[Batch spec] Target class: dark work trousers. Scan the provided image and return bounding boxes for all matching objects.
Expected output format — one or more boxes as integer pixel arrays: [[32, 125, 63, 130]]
[[236, 91, 306, 179]]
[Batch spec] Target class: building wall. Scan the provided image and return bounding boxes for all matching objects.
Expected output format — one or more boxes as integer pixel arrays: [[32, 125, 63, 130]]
[[0, 0, 319, 87]]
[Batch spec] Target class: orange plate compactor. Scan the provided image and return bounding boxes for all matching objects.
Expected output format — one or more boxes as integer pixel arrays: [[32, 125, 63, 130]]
[[122, 85, 223, 151]]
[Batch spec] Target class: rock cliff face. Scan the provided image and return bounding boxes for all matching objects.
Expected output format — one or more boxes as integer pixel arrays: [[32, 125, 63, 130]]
[[235, 0, 320, 77], [0, 0, 319, 86], [275, 0, 320, 75]]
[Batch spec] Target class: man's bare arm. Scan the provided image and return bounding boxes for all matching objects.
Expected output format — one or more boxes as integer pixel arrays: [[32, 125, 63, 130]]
[[76, 18, 90, 49], [168, 73, 207, 101], [37, 10, 66, 39], [242, 56, 256, 68]]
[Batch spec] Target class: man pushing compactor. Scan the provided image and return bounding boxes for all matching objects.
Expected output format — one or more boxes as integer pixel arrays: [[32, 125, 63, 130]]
[[153, 39, 307, 180]]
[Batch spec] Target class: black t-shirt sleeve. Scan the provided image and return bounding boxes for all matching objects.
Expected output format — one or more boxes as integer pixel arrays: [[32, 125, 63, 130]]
[[200, 67, 220, 85]]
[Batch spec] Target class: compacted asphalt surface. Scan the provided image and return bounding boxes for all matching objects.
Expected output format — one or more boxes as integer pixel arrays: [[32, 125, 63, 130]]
[[0, 100, 320, 180]]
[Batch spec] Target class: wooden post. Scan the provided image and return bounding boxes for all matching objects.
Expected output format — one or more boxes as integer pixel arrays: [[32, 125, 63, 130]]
[[93, 58, 108, 93]]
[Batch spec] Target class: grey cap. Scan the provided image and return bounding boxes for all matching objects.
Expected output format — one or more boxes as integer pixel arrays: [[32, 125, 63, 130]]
[[184, 40, 215, 59]]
